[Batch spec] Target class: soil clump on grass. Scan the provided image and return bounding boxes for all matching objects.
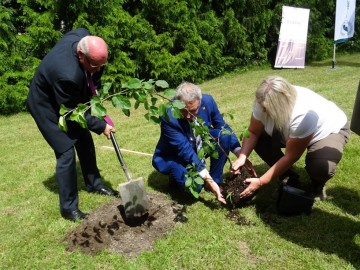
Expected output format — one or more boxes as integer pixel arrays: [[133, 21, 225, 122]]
[[64, 192, 187, 256], [222, 167, 256, 207]]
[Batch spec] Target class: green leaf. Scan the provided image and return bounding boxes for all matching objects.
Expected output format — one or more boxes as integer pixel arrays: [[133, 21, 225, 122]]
[[143, 81, 154, 90], [163, 88, 176, 98], [78, 113, 87, 128], [127, 78, 142, 89], [185, 178, 192, 188], [171, 107, 183, 119], [194, 177, 204, 185], [69, 110, 79, 121], [134, 100, 140, 110], [144, 113, 161, 124], [210, 151, 219, 159], [92, 103, 107, 117], [189, 187, 199, 198], [144, 100, 149, 110], [155, 80, 169, 89], [111, 95, 131, 110], [197, 148, 205, 160], [77, 103, 88, 111], [59, 104, 68, 115], [172, 99, 185, 109], [102, 82, 112, 95], [193, 125, 202, 135], [122, 108, 130, 117], [149, 105, 158, 114], [208, 142, 216, 151], [58, 116, 68, 132], [244, 129, 250, 138], [221, 128, 233, 135], [90, 96, 101, 105], [151, 97, 158, 106], [158, 104, 167, 117], [134, 91, 147, 103], [149, 116, 161, 124], [222, 112, 234, 120]]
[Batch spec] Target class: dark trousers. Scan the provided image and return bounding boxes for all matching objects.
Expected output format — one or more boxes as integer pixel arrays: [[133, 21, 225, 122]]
[[55, 129, 103, 212], [254, 124, 349, 187]]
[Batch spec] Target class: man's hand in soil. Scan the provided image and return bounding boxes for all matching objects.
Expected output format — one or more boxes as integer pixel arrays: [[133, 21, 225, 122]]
[[239, 177, 262, 198], [204, 178, 226, 204]]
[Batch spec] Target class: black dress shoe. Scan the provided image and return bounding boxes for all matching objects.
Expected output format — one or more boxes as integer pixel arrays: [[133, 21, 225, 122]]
[[61, 209, 88, 221], [94, 185, 119, 197]]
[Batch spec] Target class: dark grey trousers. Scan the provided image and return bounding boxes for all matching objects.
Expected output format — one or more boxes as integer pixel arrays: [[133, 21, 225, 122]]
[[254, 124, 350, 186], [55, 129, 103, 212]]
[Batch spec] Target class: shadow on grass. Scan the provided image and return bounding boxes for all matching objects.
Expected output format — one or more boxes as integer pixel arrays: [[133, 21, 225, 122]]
[[328, 186, 360, 216], [224, 162, 360, 267], [253, 186, 360, 268], [42, 162, 117, 194]]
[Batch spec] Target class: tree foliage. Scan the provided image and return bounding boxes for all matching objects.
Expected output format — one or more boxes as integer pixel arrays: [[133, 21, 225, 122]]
[[1, 0, 360, 114]]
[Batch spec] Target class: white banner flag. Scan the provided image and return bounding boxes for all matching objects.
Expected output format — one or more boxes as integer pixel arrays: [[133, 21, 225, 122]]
[[274, 6, 310, 69], [334, 0, 356, 44]]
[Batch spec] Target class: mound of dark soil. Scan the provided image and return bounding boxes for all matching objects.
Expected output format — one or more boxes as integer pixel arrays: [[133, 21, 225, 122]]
[[64, 170, 257, 257], [64, 192, 186, 256], [222, 167, 256, 207]]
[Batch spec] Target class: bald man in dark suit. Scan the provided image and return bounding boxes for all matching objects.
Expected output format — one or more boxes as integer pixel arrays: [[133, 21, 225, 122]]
[[27, 28, 118, 221]]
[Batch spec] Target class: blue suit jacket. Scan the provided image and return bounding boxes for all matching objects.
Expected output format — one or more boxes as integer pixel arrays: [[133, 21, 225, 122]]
[[152, 94, 240, 174]]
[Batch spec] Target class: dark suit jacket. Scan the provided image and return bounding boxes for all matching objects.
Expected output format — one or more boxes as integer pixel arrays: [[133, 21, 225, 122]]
[[152, 94, 240, 174], [27, 28, 106, 153]]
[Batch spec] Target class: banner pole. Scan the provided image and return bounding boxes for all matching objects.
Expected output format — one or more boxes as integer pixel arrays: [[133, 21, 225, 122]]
[[332, 43, 336, 69]]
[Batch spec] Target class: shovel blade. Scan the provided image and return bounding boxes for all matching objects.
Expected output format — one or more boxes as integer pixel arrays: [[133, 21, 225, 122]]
[[119, 177, 150, 219]]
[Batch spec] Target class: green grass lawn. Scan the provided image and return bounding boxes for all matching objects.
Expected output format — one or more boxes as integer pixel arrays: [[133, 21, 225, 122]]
[[1, 53, 360, 269]]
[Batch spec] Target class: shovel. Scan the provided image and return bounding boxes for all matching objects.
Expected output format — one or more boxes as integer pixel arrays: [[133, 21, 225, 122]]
[[110, 132, 150, 219]]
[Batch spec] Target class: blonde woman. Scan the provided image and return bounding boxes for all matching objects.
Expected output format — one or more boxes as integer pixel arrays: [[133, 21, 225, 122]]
[[231, 76, 349, 200]]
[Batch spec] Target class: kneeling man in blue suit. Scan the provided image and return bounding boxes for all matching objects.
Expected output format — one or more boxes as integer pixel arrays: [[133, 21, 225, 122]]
[[152, 82, 243, 204]]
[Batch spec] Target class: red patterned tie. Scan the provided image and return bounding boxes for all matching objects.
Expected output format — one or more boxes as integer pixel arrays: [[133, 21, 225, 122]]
[[87, 72, 114, 126]]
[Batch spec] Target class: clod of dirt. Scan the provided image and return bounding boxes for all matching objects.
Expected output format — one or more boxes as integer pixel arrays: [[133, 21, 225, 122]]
[[222, 167, 257, 207], [226, 209, 252, 226], [64, 192, 186, 257]]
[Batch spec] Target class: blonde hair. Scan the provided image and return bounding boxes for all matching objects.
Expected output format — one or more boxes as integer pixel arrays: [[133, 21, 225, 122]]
[[255, 76, 297, 132]]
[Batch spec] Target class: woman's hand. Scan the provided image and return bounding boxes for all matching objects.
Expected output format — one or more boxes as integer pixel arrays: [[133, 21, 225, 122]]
[[231, 158, 257, 177], [244, 159, 257, 177], [239, 177, 263, 198], [231, 158, 245, 174]]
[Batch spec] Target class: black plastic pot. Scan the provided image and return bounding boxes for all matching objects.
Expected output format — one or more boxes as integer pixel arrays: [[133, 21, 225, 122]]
[[277, 184, 314, 216]]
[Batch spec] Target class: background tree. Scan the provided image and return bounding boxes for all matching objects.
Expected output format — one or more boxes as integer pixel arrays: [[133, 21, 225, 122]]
[[0, 0, 359, 114]]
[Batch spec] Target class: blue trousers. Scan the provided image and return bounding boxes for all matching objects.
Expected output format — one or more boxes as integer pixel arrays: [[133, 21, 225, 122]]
[[157, 128, 232, 192]]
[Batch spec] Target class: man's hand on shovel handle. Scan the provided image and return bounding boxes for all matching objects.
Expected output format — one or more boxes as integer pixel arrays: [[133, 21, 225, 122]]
[[104, 124, 115, 139]]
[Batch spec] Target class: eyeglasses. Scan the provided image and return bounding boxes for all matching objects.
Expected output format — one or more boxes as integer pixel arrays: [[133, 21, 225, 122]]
[[180, 100, 201, 118], [83, 53, 107, 68], [184, 107, 200, 116]]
